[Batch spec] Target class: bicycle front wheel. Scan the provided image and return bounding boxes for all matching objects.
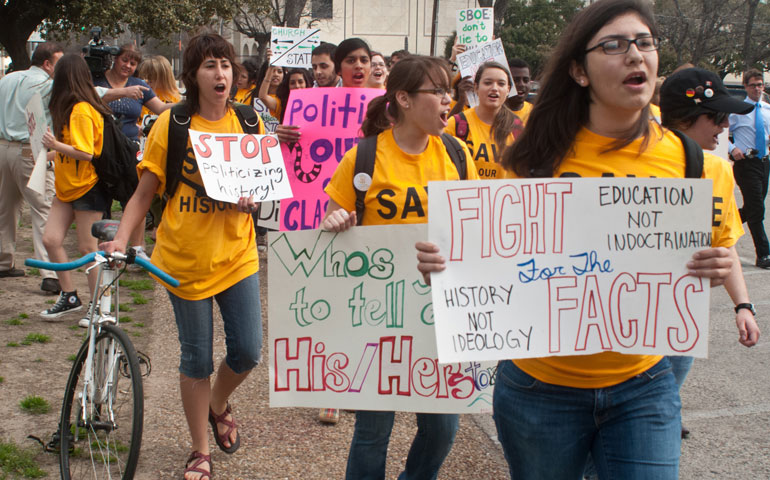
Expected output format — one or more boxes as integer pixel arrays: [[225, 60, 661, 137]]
[[60, 324, 144, 479]]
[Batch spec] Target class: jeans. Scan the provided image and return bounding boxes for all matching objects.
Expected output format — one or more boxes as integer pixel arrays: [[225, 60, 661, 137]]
[[667, 355, 694, 390], [493, 359, 681, 480], [345, 410, 459, 480], [167, 272, 262, 378], [733, 156, 770, 257]]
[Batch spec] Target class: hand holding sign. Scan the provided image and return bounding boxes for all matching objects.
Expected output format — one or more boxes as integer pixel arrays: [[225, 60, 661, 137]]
[[189, 130, 293, 203]]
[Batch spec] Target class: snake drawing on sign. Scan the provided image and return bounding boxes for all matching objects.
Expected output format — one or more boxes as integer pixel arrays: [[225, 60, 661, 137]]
[[289, 142, 322, 183]]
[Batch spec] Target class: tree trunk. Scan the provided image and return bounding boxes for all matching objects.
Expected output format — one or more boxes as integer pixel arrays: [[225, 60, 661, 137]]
[[0, 1, 51, 71], [742, 0, 760, 69], [283, 0, 309, 27]]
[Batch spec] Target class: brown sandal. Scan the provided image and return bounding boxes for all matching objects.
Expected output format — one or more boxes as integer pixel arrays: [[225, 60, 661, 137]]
[[183, 451, 211, 480], [208, 403, 240, 454]]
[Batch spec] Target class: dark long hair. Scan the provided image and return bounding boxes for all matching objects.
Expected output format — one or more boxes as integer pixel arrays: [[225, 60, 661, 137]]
[[502, 0, 659, 177], [474, 62, 521, 153], [240, 57, 261, 105], [361, 55, 450, 137], [277, 68, 313, 123], [49, 54, 112, 138], [180, 32, 242, 115]]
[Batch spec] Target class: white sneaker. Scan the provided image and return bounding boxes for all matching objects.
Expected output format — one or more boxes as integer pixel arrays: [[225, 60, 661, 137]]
[[133, 246, 151, 262], [78, 302, 94, 328]]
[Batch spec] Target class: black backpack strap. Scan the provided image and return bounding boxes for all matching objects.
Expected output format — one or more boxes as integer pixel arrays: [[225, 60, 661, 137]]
[[671, 129, 704, 178], [166, 102, 192, 198], [353, 136, 378, 226], [233, 103, 263, 134], [453, 111, 469, 143], [440, 133, 468, 180]]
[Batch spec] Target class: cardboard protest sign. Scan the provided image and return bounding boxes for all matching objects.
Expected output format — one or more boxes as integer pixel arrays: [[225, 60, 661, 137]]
[[268, 223, 495, 413], [428, 178, 713, 363], [270, 27, 321, 68], [189, 130, 293, 203], [456, 39, 515, 98], [456, 8, 494, 48], [25, 93, 48, 195], [279, 87, 385, 231]]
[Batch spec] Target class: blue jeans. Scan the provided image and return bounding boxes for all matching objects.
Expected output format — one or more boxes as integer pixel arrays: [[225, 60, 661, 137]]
[[167, 273, 262, 378], [667, 355, 694, 390], [345, 410, 459, 480], [493, 358, 681, 480]]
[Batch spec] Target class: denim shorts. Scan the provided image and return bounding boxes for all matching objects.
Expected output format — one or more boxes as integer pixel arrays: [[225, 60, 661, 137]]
[[70, 182, 110, 212], [167, 272, 263, 378]]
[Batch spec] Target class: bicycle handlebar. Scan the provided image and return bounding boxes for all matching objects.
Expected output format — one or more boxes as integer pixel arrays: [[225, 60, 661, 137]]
[[25, 251, 180, 288]]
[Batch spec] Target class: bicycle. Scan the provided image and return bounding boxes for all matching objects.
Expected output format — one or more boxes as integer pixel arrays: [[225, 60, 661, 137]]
[[26, 219, 179, 480]]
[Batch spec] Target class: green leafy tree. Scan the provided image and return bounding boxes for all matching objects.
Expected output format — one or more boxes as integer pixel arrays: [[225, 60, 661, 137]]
[[497, 0, 582, 77], [227, 0, 311, 61], [0, 0, 230, 71]]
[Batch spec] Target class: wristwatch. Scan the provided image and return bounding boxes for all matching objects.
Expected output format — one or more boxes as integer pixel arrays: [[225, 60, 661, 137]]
[[734, 303, 756, 315]]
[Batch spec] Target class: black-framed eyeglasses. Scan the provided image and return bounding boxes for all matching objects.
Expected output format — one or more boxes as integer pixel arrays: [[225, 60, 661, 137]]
[[412, 87, 450, 98], [585, 36, 660, 55], [706, 111, 729, 125]]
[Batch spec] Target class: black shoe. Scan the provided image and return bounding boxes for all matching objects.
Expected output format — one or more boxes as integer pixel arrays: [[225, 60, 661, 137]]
[[756, 255, 770, 269], [40, 278, 61, 294], [681, 425, 691, 439], [0, 267, 25, 277], [41, 291, 82, 319]]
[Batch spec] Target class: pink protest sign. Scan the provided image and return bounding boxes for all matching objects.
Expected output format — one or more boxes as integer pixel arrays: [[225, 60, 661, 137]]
[[280, 87, 385, 231]]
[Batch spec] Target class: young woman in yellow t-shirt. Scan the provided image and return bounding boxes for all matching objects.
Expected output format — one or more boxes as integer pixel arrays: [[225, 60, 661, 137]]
[[323, 55, 478, 480], [445, 61, 523, 179], [417, 0, 733, 478], [232, 56, 259, 106], [137, 55, 182, 122], [257, 52, 285, 119], [40, 54, 112, 321], [100, 33, 264, 480]]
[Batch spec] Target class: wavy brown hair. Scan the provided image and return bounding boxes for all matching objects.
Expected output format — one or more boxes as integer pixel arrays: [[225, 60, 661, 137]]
[[502, 0, 659, 177], [361, 55, 450, 137], [180, 32, 242, 115], [49, 54, 112, 138], [474, 62, 520, 154]]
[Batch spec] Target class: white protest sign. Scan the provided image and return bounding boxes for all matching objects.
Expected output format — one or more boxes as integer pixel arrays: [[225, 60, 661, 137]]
[[257, 201, 280, 230], [270, 27, 321, 68], [456, 8, 494, 48], [188, 130, 293, 203], [268, 223, 495, 413], [253, 99, 279, 133], [456, 39, 516, 97], [428, 178, 713, 363], [25, 93, 48, 195]]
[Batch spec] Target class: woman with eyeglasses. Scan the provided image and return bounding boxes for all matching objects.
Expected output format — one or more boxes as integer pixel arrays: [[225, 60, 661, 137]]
[[322, 55, 478, 480], [658, 67, 760, 438], [367, 51, 388, 89], [416, 0, 733, 478], [445, 61, 523, 179]]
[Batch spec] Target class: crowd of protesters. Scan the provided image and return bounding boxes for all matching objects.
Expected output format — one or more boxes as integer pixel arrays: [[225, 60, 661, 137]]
[[0, 0, 764, 478]]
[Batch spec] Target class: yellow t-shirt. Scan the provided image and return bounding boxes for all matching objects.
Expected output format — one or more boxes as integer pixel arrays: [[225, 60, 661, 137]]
[[514, 123, 743, 388], [445, 107, 515, 180], [512, 100, 534, 125], [325, 129, 479, 226], [233, 88, 254, 105], [269, 94, 282, 120], [649, 103, 662, 122], [704, 152, 744, 248], [138, 107, 265, 300], [54, 102, 103, 202]]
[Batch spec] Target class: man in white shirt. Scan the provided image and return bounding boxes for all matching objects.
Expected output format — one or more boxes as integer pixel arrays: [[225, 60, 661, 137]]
[[0, 42, 63, 291], [728, 68, 770, 269]]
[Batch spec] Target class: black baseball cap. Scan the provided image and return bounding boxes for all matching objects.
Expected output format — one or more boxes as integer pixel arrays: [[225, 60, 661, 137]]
[[660, 67, 754, 118]]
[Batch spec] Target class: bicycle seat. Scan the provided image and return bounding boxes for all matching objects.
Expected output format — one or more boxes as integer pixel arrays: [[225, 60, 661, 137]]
[[91, 220, 120, 241]]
